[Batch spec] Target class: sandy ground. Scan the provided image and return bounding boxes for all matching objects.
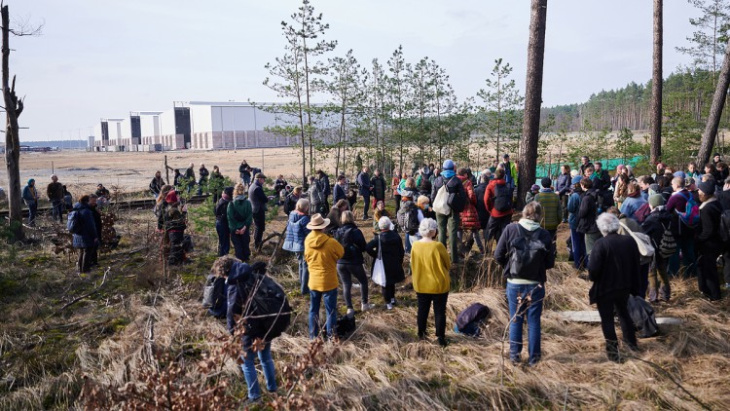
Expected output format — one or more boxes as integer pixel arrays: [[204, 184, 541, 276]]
[[1, 148, 344, 196]]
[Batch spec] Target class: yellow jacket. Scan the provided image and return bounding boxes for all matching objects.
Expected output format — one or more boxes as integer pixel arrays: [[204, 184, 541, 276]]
[[304, 230, 344, 292], [410, 240, 451, 294]]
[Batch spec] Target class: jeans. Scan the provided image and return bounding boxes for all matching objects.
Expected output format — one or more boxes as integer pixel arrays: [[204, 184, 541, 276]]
[[668, 236, 697, 278], [297, 252, 310, 294], [242, 174, 251, 186], [596, 291, 637, 357], [337, 263, 369, 308], [51, 199, 64, 222], [697, 248, 722, 301], [215, 220, 230, 256], [506, 282, 544, 365], [404, 233, 412, 253], [241, 342, 277, 400], [231, 229, 251, 262], [416, 292, 448, 341], [648, 255, 670, 302], [570, 229, 586, 270], [436, 212, 460, 263], [585, 231, 601, 262], [309, 288, 338, 339], [361, 194, 370, 218], [27, 201, 37, 226], [252, 211, 266, 250]]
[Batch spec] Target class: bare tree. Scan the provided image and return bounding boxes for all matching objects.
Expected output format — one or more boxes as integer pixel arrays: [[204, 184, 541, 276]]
[[650, 0, 663, 165], [698, 34, 730, 164], [517, 0, 548, 209], [2, 4, 42, 242]]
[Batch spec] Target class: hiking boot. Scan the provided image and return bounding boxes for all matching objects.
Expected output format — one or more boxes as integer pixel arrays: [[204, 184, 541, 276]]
[[386, 303, 394, 310], [438, 337, 448, 347], [346, 308, 355, 318], [606, 340, 622, 363], [361, 303, 375, 311]]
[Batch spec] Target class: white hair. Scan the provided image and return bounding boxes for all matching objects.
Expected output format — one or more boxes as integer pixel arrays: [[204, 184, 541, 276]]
[[596, 212, 620, 237], [418, 218, 438, 238]]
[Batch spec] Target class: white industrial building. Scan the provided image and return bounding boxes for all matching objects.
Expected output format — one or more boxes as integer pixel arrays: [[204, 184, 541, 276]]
[[93, 101, 308, 151]]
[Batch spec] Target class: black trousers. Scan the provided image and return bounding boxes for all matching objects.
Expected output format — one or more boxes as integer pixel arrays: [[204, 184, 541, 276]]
[[168, 231, 185, 265], [253, 211, 266, 249], [596, 291, 636, 348], [394, 195, 402, 214], [486, 214, 511, 243], [382, 283, 396, 303], [361, 194, 370, 218], [416, 292, 448, 339], [698, 249, 722, 301], [724, 251, 730, 285]]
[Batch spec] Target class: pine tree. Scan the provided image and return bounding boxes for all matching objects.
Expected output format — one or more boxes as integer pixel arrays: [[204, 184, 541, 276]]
[[386, 45, 413, 175], [677, 0, 730, 74], [326, 49, 362, 177], [477, 59, 524, 163]]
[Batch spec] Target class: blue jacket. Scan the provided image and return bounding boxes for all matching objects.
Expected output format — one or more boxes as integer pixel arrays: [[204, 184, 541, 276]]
[[226, 262, 252, 335], [555, 173, 572, 196], [620, 196, 647, 221], [70, 202, 97, 249], [22, 185, 38, 204], [357, 172, 371, 195], [283, 211, 310, 253], [333, 183, 347, 204], [567, 191, 581, 230]]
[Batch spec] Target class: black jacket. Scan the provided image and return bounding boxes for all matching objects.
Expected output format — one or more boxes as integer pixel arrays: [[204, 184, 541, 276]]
[[149, 177, 165, 194], [215, 197, 231, 225], [334, 223, 367, 265], [333, 183, 347, 204], [577, 189, 599, 234], [640, 207, 674, 247], [371, 176, 387, 200], [716, 188, 730, 210], [419, 177, 432, 197], [319, 175, 331, 197], [474, 182, 489, 226], [494, 223, 555, 283], [697, 199, 724, 253], [366, 230, 405, 285], [248, 181, 269, 214], [588, 233, 641, 302]]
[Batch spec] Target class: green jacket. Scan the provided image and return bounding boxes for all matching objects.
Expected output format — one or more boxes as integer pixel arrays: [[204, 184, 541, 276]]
[[535, 190, 561, 231], [227, 195, 253, 231]]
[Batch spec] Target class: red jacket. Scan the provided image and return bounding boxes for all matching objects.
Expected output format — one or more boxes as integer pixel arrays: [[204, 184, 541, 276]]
[[458, 175, 480, 229], [485, 179, 513, 218]]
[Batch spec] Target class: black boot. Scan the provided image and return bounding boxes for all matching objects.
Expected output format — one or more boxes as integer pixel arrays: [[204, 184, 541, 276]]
[[606, 340, 621, 363]]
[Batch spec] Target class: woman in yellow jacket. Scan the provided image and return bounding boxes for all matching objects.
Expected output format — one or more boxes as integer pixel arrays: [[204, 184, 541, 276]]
[[410, 217, 452, 346], [304, 214, 344, 340]]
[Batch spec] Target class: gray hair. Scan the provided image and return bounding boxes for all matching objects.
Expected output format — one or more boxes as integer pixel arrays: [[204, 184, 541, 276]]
[[295, 198, 310, 213], [596, 212, 620, 236], [418, 218, 438, 238]]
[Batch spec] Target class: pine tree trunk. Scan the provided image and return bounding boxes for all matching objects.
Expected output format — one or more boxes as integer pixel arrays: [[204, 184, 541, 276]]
[[650, 0, 663, 165], [2, 5, 24, 242], [518, 0, 548, 209], [698, 34, 730, 165]]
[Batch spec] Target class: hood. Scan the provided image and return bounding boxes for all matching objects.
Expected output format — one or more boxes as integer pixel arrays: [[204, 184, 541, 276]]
[[227, 261, 252, 285], [305, 230, 331, 250], [442, 169, 456, 179], [233, 195, 248, 202], [289, 211, 307, 223], [72, 202, 87, 211], [518, 218, 541, 231], [539, 188, 553, 193]]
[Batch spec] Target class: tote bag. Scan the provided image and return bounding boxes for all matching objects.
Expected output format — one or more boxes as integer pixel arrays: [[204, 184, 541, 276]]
[[372, 235, 387, 287]]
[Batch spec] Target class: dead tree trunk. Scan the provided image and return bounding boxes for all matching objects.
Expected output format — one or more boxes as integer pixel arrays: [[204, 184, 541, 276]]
[[698, 35, 730, 166], [518, 0, 548, 209], [650, 0, 663, 165], [2, 4, 24, 242]]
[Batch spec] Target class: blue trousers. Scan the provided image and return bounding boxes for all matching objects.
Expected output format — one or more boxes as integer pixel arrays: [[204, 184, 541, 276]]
[[506, 282, 544, 365], [241, 342, 276, 400], [297, 252, 310, 295], [309, 288, 337, 339], [570, 229, 586, 270]]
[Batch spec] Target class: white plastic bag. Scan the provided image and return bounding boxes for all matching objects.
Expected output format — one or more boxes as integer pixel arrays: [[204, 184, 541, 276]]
[[372, 236, 387, 287]]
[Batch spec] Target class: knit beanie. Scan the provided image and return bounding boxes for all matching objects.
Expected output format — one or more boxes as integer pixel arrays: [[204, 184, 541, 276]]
[[442, 159, 455, 171], [698, 180, 716, 195], [648, 194, 664, 208], [165, 190, 180, 204]]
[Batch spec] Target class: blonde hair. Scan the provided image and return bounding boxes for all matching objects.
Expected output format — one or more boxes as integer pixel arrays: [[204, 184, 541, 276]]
[[211, 255, 239, 277], [341, 210, 355, 225], [234, 183, 246, 196], [416, 195, 430, 209]]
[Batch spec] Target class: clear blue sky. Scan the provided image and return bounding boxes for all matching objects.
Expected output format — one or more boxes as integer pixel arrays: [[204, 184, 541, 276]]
[[8, 0, 699, 141]]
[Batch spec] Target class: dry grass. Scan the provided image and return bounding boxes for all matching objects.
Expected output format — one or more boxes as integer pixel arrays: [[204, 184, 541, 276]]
[[1, 202, 730, 410]]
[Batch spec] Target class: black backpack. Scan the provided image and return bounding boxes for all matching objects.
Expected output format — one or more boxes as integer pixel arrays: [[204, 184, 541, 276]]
[[508, 226, 547, 277], [445, 177, 467, 213], [720, 209, 730, 242], [627, 295, 659, 338], [397, 200, 420, 234], [493, 183, 513, 212], [233, 264, 292, 340], [202, 274, 226, 311]]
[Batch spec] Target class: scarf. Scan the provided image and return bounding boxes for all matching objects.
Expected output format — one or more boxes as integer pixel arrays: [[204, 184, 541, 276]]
[[518, 218, 541, 231], [627, 190, 640, 198]]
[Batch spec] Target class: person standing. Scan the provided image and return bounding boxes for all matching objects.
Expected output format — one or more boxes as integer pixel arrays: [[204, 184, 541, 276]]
[[333, 175, 347, 204], [665, 177, 697, 278], [641, 194, 674, 302], [366, 217, 405, 310], [308, 176, 325, 215], [431, 159, 465, 263], [716, 176, 730, 289], [494, 202, 555, 366], [588, 213, 640, 362], [567, 176, 586, 270], [88, 194, 103, 268], [457, 168, 484, 254], [22, 178, 39, 226], [239, 160, 252, 186], [579, 156, 593, 177], [317, 170, 331, 215], [391, 172, 402, 215], [534, 177, 561, 239], [577, 178, 602, 259], [304, 214, 344, 340], [484, 166, 514, 247], [696, 180, 723, 301], [411, 218, 451, 347], [47, 174, 65, 223], [248, 173, 269, 251], [370, 170, 387, 211], [173, 169, 183, 189], [474, 173, 490, 247], [357, 166, 372, 219], [197, 164, 209, 196], [184, 163, 196, 194], [215, 187, 234, 256], [555, 165, 572, 223], [619, 181, 647, 221], [164, 191, 188, 266], [209, 166, 224, 203], [283, 199, 311, 295], [228, 183, 253, 262], [500, 154, 518, 192], [69, 195, 98, 274], [335, 211, 374, 315], [149, 171, 166, 197]]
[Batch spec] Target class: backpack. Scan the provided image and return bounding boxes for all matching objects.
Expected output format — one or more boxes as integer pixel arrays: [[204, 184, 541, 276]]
[[721, 209, 730, 242], [67, 210, 82, 234], [659, 223, 677, 259], [433, 181, 452, 215], [676, 192, 700, 228], [233, 265, 292, 340], [508, 226, 547, 277], [619, 222, 654, 265], [202, 274, 226, 310], [397, 201, 420, 235], [446, 177, 467, 213], [337, 315, 356, 339], [493, 183, 513, 212], [627, 295, 659, 338]]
